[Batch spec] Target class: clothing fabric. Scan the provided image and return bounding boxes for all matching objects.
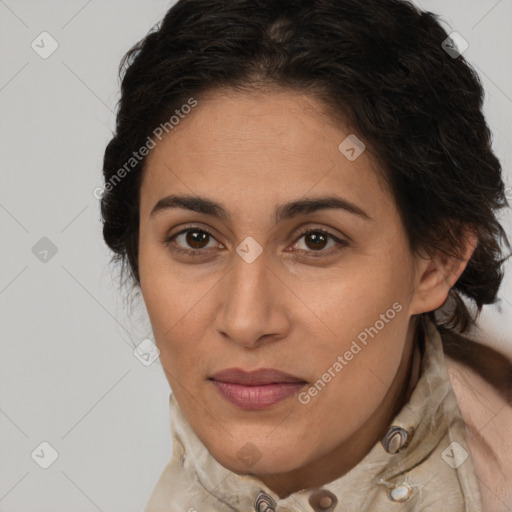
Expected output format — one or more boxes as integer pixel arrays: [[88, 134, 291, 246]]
[[144, 318, 483, 511]]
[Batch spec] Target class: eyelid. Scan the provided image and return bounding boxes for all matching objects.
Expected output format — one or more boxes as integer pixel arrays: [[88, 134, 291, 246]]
[[293, 224, 348, 243], [290, 226, 349, 256], [162, 224, 221, 253]]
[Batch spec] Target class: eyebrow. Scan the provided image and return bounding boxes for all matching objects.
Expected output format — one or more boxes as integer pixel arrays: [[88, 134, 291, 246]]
[[150, 194, 371, 223]]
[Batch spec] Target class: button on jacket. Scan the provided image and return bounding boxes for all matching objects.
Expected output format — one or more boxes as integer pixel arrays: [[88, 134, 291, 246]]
[[144, 318, 485, 511]]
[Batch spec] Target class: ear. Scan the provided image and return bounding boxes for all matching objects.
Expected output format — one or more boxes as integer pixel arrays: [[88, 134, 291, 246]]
[[409, 227, 478, 315]]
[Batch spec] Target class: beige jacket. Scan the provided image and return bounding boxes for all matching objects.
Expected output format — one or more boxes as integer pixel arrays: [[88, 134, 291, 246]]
[[144, 319, 512, 511]]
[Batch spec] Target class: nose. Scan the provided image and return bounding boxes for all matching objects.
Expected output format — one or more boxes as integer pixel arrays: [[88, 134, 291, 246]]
[[213, 245, 291, 349]]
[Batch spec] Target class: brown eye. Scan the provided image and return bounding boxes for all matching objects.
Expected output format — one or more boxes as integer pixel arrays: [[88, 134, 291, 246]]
[[184, 230, 210, 249], [304, 232, 328, 251], [165, 227, 220, 255], [292, 229, 348, 257]]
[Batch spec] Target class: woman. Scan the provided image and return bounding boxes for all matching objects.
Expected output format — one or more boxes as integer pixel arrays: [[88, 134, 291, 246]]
[[100, 0, 512, 510]]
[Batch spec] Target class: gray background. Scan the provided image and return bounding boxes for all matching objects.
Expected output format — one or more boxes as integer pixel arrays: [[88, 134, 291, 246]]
[[0, 1, 511, 510]]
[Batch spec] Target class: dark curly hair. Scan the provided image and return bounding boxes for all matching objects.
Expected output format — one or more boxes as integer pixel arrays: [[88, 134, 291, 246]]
[[101, 0, 510, 349]]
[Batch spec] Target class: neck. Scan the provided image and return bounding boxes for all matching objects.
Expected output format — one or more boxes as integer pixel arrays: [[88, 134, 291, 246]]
[[257, 319, 423, 499]]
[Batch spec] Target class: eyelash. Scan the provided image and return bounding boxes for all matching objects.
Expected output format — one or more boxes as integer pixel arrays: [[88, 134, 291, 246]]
[[162, 225, 349, 258]]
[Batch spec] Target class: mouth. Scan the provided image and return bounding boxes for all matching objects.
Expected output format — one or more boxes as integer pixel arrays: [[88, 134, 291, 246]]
[[208, 368, 307, 410]]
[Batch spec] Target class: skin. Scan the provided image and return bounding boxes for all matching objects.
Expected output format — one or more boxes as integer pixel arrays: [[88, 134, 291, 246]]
[[138, 87, 476, 498]]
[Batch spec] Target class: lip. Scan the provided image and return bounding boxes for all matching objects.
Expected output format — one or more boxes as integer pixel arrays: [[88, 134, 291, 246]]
[[210, 367, 306, 385], [209, 368, 307, 410]]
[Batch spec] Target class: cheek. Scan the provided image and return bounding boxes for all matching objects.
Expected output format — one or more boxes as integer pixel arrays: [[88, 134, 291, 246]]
[[290, 259, 411, 425], [138, 256, 217, 382], [297, 302, 409, 440], [139, 237, 203, 331], [289, 251, 410, 346]]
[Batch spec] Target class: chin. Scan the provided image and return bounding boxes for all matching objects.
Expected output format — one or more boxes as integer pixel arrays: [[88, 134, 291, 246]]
[[211, 442, 306, 476]]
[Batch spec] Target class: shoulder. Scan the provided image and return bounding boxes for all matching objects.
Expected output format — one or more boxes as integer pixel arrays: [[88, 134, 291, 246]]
[[444, 337, 512, 511]]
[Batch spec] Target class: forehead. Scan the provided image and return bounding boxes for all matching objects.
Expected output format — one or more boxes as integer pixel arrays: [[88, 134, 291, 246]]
[[140, 88, 393, 221]]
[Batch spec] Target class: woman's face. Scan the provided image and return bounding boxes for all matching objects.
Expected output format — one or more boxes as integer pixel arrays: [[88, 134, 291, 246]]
[[138, 88, 431, 490]]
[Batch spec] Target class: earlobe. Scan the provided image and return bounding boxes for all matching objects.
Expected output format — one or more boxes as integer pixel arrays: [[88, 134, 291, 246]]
[[409, 229, 478, 315]]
